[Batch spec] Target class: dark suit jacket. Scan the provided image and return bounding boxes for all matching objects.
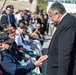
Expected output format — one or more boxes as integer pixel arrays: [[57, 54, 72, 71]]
[[1, 11, 16, 28], [1, 50, 35, 75], [9, 14, 16, 28], [47, 13, 76, 75]]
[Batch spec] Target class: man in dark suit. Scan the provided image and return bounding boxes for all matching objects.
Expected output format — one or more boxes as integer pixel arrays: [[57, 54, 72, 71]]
[[39, 1, 76, 75], [1, 5, 16, 28]]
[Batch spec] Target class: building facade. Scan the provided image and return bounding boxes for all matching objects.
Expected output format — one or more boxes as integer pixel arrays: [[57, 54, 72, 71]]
[[53, 0, 76, 3]]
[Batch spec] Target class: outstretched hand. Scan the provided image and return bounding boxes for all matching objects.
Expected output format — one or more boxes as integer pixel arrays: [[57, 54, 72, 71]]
[[38, 55, 48, 62], [34, 60, 43, 67]]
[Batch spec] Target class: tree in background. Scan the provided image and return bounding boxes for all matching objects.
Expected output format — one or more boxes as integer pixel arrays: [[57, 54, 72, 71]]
[[37, 0, 48, 11]]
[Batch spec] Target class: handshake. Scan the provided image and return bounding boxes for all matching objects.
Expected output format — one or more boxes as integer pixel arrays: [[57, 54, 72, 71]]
[[34, 55, 48, 67]]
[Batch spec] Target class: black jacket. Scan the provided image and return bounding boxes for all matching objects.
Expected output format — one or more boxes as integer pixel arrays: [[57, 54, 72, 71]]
[[1, 10, 16, 28], [47, 13, 76, 75]]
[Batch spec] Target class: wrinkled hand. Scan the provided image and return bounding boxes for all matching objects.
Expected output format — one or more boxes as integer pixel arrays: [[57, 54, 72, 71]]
[[34, 60, 43, 67], [38, 55, 48, 61], [25, 54, 30, 59]]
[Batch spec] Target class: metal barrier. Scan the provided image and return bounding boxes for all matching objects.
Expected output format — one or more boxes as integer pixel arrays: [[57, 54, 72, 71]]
[[0, 0, 6, 10]]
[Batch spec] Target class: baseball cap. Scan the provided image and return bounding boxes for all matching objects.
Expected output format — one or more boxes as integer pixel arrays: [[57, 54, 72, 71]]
[[18, 21, 27, 29]]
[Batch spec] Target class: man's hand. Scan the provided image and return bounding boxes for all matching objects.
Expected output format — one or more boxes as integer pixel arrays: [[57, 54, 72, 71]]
[[35, 29, 38, 33], [24, 54, 30, 61], [25, 54, 30, 59], [34, 60, 43, 67], [38, 55, 48, 61]]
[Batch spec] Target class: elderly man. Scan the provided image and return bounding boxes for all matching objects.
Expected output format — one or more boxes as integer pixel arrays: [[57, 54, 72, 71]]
[[0, 32, 43, 75], [15, 22, 42, 55], [39, 1, 76, 75]]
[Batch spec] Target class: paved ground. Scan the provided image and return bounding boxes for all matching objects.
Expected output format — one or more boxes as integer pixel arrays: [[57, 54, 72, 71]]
[[41, 35, 52, 75], [0, 0, 37, 13]]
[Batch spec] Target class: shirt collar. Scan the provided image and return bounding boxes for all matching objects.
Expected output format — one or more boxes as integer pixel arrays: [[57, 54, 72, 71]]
[[16, 30, 21, 35]]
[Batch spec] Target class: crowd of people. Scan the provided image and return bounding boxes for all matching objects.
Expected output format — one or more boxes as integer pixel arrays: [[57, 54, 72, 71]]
[[0, 4, 49, 75], [2, 1, 76, 75]]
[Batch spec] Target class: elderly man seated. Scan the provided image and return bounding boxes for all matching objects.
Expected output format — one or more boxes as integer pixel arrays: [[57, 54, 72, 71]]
[[0, 32, 44, 75], [15, 22, 42, 60]]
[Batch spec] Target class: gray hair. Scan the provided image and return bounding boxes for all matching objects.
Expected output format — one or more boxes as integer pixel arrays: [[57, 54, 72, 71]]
[[50, 2, 66, 14]]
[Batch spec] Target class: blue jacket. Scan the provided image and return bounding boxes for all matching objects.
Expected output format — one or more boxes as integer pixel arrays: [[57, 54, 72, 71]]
[[1, 50, 35, 75]]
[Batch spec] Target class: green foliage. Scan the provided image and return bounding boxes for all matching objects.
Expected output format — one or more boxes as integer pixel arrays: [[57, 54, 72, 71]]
[[37, 0, 48, 11]]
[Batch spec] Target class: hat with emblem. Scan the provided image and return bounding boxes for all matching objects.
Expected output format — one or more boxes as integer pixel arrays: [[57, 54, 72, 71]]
[[0, 32, 15, 43], [18, 21, 27, 29]]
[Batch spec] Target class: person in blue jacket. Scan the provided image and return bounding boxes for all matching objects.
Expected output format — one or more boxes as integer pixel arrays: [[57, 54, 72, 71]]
[[0, 32, 43, 75]]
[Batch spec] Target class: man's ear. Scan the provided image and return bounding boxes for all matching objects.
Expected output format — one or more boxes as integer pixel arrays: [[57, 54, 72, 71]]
[[55, 12, 60, 18]]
